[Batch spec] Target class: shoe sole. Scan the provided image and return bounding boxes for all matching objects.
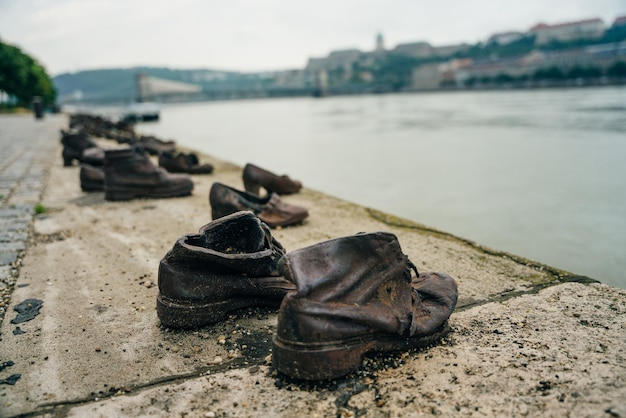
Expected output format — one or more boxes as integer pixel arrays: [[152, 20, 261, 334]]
[[260, 211, 309, 228], [156, 294, 282, 329], [105, 184, 193, 201], [81, 180, 104, 192], [272, 323, 450, 380]]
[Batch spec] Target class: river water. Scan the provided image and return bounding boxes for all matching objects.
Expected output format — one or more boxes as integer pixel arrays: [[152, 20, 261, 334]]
[[135, 86, 626, 289]]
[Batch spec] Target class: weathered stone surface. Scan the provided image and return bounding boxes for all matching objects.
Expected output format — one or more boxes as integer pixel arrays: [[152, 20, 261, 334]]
[[0, 113, 623, 418], [0, 252, 18, 266]]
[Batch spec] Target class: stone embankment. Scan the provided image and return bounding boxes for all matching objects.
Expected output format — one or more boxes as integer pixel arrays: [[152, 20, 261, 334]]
[[0, 113, 624, 417]]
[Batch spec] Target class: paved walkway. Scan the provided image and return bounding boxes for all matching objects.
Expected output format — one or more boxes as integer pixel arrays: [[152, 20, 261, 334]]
[[0, 114, 65, 321]]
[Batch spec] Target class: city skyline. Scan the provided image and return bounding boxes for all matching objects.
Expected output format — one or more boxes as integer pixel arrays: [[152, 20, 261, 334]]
[[0, 0, 624, 76]]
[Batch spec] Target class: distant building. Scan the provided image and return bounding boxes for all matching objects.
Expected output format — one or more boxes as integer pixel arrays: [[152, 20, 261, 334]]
[[411, 64, 440, 89], [612, 16, 626, 27], [305, 49, 362, 73], [392, 41, 433, 58], [305, 57, 328, 73], [410, 59, 473, 90], [272, 70, 309, 89], [432, 43, 471, 57], [487, 31, 525, 45], [439, 59, 473, 86], [326, 49, 362, 69], [375, 33, 385, 54], [529, 18, 605, 45]]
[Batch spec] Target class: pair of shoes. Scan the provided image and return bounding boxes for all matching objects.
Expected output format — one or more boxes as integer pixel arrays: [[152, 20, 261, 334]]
[[99, 147, 194, 201], [209, 182, 308, 228], [156, 212, 458, 380], [158, 151, 214, 174], [243, 163, 302, 195]]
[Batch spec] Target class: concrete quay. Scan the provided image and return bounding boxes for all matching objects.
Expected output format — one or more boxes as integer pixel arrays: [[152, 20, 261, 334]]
[[0, 113, 624, 417]]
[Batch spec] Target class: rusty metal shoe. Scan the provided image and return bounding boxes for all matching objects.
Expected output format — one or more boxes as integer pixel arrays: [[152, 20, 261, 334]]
[[157, 211, 294, 329], [61, 129, 99, 166], [158, 151, 214, 174], [243, 163, 302, 195], [272, 232, 458, 380], [104, 147, 193, 201], [80, 164, 104, 192], [137, 135, 176, 155], [209, 182, 308, 228]]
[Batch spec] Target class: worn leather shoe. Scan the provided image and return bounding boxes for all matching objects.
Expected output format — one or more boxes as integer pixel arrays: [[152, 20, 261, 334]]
[[80, 164, 104, 192], [243, 163, 302, 195], [209, 182, 308, 228], [61, 128, 99, 166], [272, 232, 458, 380], [137, 135, 176, 155], [157, 211, 294, 329], [159, 151, 214, 174], [104, 147, 193, 201]]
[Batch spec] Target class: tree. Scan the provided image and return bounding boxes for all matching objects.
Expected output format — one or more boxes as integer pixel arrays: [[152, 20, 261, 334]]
[[0, 39, 56, 107], [533, 66, 565, 81], [372, 53, 425, 91], [607, 61, 626, 78], [567, 65, 602, 79]]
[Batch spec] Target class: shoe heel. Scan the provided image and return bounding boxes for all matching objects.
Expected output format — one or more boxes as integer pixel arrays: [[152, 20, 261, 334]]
[[81, 180, 104, 192], [243, 179, 260, 195], [156, 295, 229, 329], [104, 188, 136, 201], [157, 294, 271, 329], [272, 337, 371, 380]]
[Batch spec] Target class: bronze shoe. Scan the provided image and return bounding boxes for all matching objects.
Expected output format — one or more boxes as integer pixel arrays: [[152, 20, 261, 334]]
[[137, 135, 176, 155], [80, 164, 104, 192], [243, 163, 302, 195], [104, 147, 193, 201], [158, 151, 214, 174], [209, 182, 308, 228], [60, 128, 99, 166], [157, 211, 294, 329], [272, 232, 458, 380]]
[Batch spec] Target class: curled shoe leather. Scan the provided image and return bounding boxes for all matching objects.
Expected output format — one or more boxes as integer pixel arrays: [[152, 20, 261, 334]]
[[243, 163, 302, 195], [158, 151, 214, 174], [272, 231, 458, 380], [104, 147, 193, 201], [209, 182, 308, 228], [157, 211, 294, 329]]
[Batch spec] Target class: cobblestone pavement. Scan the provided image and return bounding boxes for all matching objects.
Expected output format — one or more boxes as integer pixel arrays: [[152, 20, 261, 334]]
[[0, 113, 66, 323]]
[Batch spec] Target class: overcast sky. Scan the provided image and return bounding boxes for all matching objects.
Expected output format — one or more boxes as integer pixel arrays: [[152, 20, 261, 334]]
[[1, 0, 624, 76]]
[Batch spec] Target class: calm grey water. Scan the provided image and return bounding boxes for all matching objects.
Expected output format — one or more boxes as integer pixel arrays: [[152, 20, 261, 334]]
[[136, 86, 626, 289]]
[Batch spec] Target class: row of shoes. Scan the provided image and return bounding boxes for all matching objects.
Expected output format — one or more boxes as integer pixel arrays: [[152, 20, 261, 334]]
[[62, 114, 458, 381], [64, 114, 311, 226], [157, 211, 459, 380]]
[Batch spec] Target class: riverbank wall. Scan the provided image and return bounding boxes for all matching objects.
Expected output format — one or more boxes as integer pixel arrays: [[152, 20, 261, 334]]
[[0, 113, 624, 417]]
